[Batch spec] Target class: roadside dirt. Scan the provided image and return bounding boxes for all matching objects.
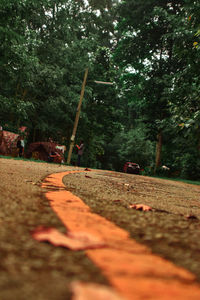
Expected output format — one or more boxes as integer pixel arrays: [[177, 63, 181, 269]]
[[0, 157, 200, 300]]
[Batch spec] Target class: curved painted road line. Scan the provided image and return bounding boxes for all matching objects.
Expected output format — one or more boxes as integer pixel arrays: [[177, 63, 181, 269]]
[[42, 171, 200, 300]]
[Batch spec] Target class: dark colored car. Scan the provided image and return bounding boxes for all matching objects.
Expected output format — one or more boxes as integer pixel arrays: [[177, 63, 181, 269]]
[[123, 162, 140, 174]]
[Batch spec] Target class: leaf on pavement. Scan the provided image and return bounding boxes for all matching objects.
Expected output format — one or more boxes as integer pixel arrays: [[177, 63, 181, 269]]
[[71, 281, 126, 300], [85, 175, 92, 178], [129, 204, 152, 211], [186, 214, 198, 220], [31, 226, 106, 250]]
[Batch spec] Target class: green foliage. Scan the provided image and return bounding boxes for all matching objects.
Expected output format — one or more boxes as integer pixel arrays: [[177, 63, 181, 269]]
[[180, 152, 200, 180], [103, 124, 154, 171], [113, 0, 200, 179], [0, 0, 199, 180]]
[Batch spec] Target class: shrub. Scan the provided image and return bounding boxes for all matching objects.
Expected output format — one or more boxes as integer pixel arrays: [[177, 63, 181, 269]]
[[180, 152, 200, 180]]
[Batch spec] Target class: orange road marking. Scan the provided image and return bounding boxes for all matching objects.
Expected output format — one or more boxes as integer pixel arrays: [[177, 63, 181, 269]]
[[42, 171, 200, 300]]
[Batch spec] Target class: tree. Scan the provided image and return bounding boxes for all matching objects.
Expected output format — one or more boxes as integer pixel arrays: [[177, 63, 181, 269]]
[[114, 0, 199, 174], [0, 0, 122, 169]]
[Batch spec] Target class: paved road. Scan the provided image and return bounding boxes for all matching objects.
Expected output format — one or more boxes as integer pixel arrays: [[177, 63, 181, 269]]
[[0, 158, 200, 299]]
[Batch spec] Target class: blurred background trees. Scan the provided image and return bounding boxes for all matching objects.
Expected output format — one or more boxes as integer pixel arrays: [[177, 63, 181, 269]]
[[0, 0, 199, 179]]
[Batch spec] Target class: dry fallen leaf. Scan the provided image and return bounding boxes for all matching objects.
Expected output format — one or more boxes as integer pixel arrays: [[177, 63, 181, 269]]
[[186, 214, 198, 220], [85, 175, 92, 179], [71, 281, 126, 300], [129, 204, 152, 211], [31, 227, 105, 250], [85, 168, 91, 171]]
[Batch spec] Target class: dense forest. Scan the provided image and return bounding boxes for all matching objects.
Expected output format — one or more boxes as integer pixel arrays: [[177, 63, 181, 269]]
[[0, 0, 199, 179]]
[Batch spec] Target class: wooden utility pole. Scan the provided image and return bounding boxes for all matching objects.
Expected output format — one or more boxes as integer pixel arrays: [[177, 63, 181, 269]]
[[67, 68, 88, 165]]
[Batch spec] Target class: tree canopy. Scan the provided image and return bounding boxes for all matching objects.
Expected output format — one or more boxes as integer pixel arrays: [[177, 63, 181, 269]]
[[0, 0, 199, 179]]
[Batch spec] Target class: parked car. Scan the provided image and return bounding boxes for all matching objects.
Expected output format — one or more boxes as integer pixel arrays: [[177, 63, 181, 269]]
[[123, 162, 140, 174]]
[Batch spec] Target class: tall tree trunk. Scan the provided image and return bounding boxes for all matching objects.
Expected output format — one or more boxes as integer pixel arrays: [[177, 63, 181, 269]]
[[33, 127, 36, 142], [154, 131, 162, 174], [22, 89, 27, 100], [198, 126, 200, 156]]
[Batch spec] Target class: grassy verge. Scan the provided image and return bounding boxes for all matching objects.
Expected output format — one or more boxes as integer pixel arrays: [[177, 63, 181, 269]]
[[151, 175, 200, 186]]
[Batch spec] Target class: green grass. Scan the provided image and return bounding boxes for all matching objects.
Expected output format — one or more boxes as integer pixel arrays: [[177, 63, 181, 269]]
[[152, 175, 200, 186]]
